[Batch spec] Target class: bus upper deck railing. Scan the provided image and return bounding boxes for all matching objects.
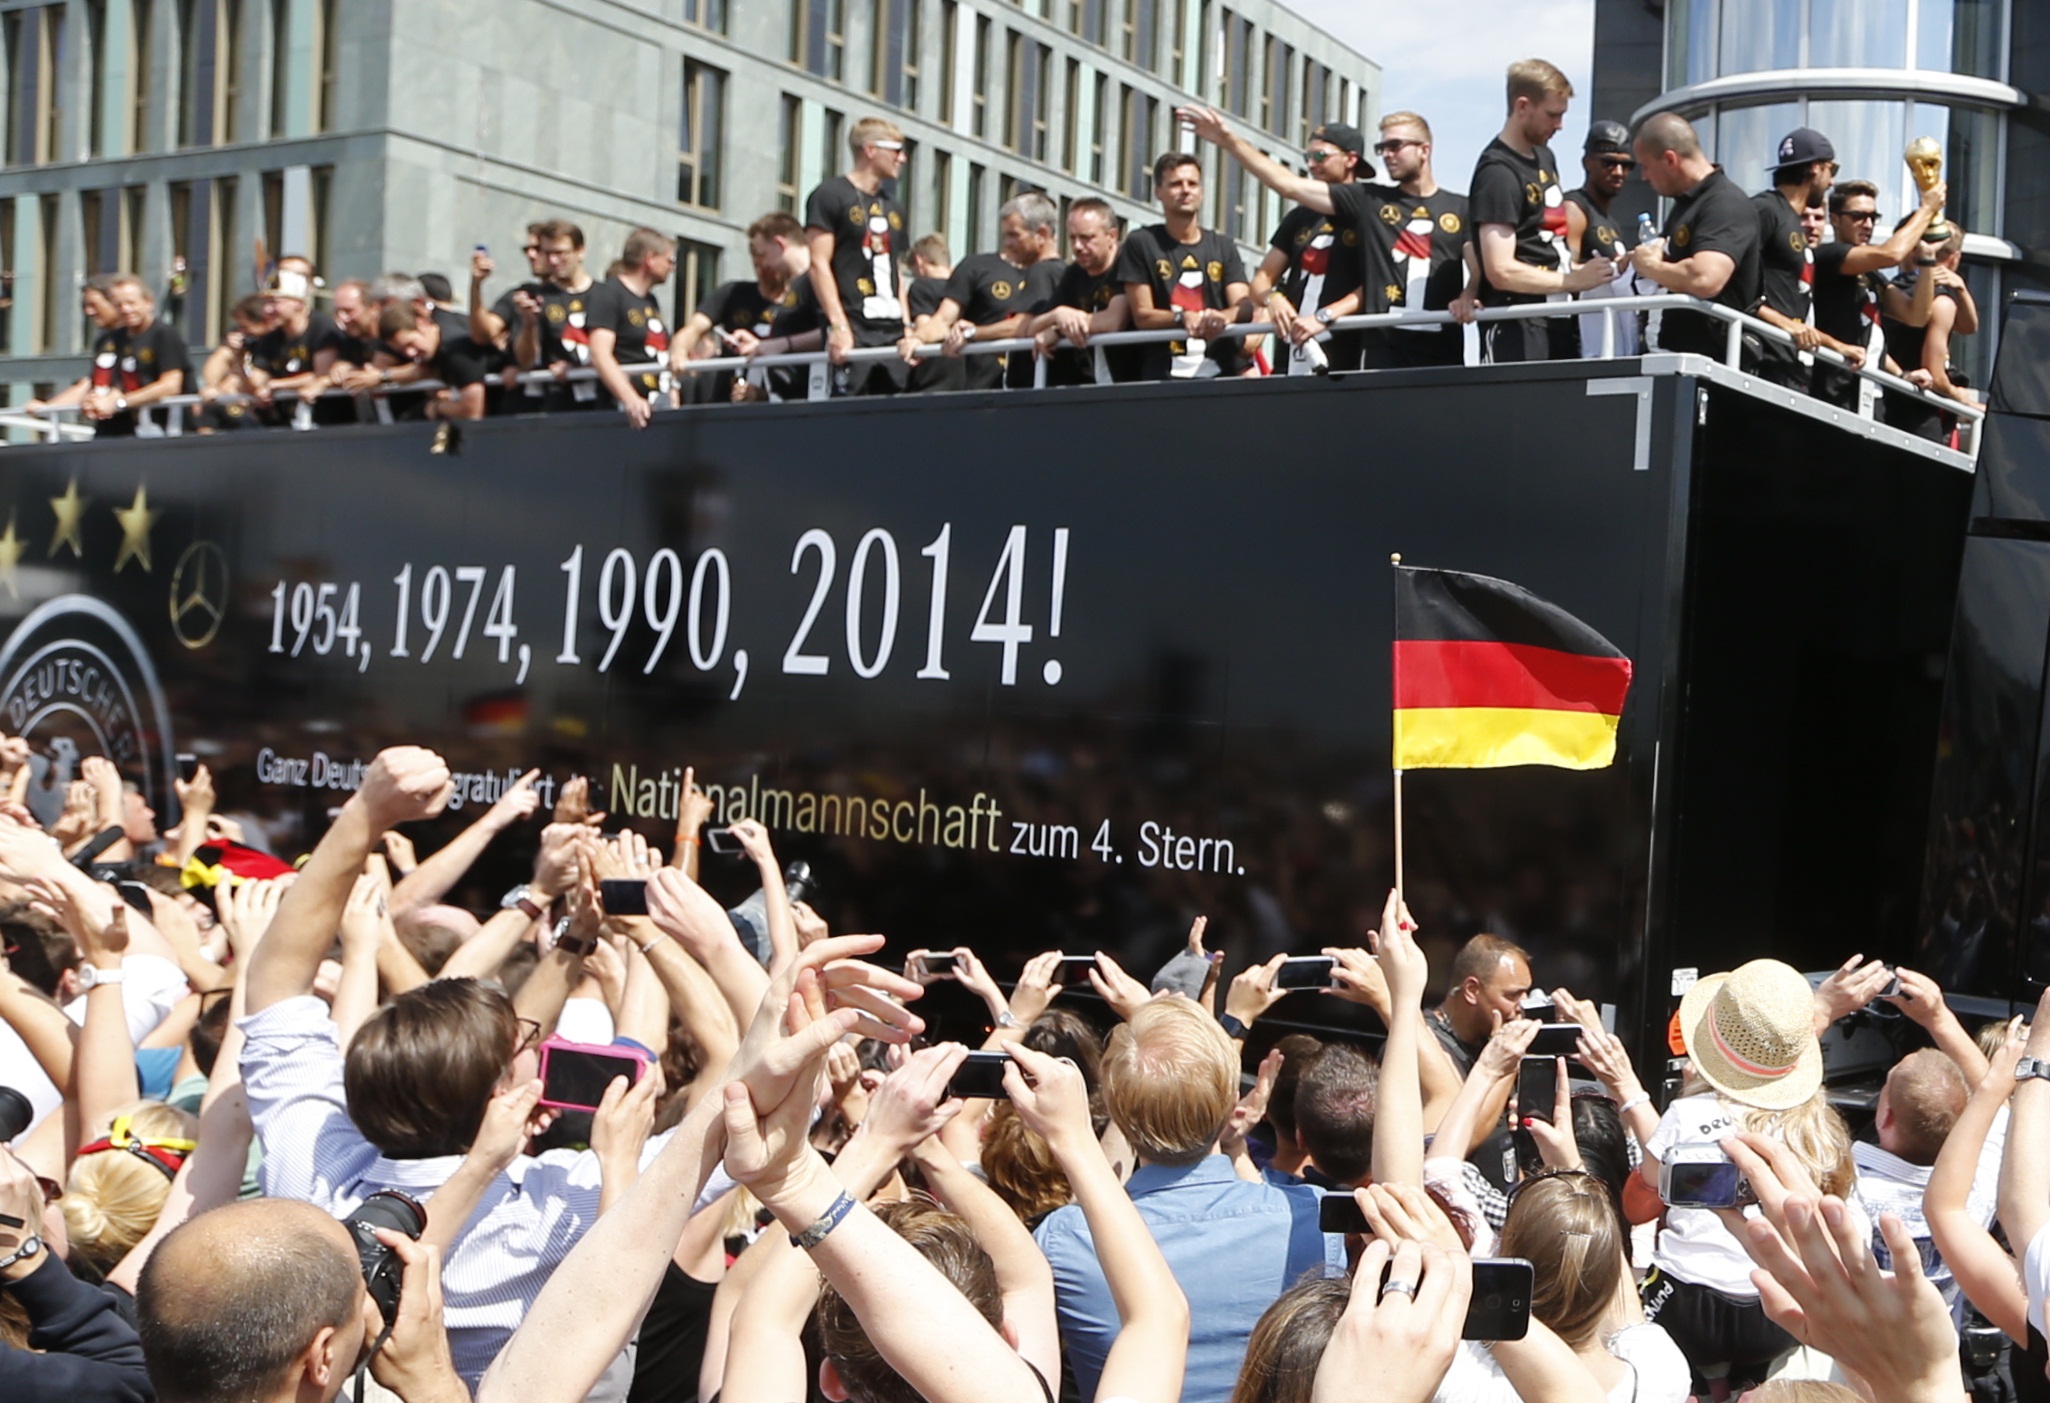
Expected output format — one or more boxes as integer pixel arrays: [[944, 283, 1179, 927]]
[[7, 293, 1982, 456]]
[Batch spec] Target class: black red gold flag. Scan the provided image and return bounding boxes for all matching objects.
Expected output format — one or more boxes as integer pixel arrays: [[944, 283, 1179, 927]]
[[1391, 566, 1633, 770]]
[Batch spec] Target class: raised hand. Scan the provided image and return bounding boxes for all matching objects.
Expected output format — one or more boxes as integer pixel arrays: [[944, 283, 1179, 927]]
[[356, 747, 454, 829], [1005, 1041, 1094, 1151], [1224, 953, 1286, 1027], [483, 769, 543, 831], [1220, 1046, 1283, 1163], [1372, 888, 1428, 1010], [1087, 951, 1154, 1022], [1008, 951, 1066, 1025], [554, 774, 606, 828], [859, 1042, 969, 1156]]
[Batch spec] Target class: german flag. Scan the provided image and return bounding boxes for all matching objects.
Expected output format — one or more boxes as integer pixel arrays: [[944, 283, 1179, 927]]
[[1392, 566, 1632, 770]]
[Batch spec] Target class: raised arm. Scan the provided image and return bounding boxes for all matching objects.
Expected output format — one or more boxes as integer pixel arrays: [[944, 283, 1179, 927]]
[[1886, 967, 1989, 1084], [1372, 889, 1430, 1187], [1429, 1016, 1539, 1162], [2001, 987, 2050, 1253], [329, 859, 392, 1048], [1176, 105, 1333, 213], [388, 769, 540, 918], [244, 747, 453, 1014], [729, 819, 796, 974], [647, 865, 772, 1030], [1926, 1021, 2026, 1341]]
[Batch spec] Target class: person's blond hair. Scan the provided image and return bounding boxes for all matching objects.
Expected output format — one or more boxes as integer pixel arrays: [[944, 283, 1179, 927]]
[[1102, 998, 1238, 1165], [1742, 1089, 1856, 1198], [1506, 59, 1573, 108], [848, 116, 905, 160], [1748, 1383, 1862, 1403], [1380, 111, 1433, 143], [64, 1101, 199, 1272]]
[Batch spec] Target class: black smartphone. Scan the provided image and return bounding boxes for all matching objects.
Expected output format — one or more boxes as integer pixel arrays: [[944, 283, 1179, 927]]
[[599, 878, 648, 916], [1275, 956, 1336, 990], [1516, 1056, 1561, 1123], [946, 1049, 1013, 1100], [919, 952, 959, 976], [1526, 1023, 1583, 1058], [703, 826, 745, 857], [1464, 1258, 1534, 1341], [115, 881, 154, 916], [1318, 1193, 1368, 1234], [1880, 966, 1905, 999], [538, 1042, 647, 1112], [1055, 954, 1100, 980], [1659, 1147, 1756, 1209], [175, 753, 199, 783]]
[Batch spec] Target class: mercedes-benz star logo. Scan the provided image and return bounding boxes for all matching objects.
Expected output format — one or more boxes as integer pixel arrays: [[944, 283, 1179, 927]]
[[169, 542, 229, 649]]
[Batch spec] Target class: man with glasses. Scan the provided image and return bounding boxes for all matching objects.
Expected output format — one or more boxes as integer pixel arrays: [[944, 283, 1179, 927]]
[[1566, 121, 1646, 356], [1750, 127, 1838, 388], [1173, 108, 1476, 371], [513, 220, 602, 412], [1247, 122, 1369, 374], [805, 116, 914, 396], [1811, 177, 1945, 414]]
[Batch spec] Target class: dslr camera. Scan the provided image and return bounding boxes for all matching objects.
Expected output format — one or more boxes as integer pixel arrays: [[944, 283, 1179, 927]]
[[340, 1190, 427, 1325]]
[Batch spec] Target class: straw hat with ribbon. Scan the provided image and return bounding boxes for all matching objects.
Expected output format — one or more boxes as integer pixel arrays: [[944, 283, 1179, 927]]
[[1677, 958, 1823, 1111]]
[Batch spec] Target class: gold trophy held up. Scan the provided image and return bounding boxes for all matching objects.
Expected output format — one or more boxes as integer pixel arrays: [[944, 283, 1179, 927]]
[[1905, 136, 1953, 243]]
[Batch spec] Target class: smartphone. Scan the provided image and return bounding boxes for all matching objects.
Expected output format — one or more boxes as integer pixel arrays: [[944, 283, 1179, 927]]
[[917, 951, 959, 977], [704, 826, 745, 857], [1275, 956, 1336, 991], [115, 881, 154, 916], [1464, 1259, 1535, 1341], [599, 878, 648, 917], [1660, 1144, 1756, 1209], [1520, 991, 1558, 1023], [175, 753, 199, 783], [1880, 966, 1904, 999], [1517, 1056, 1561, 1123], [1055, 954, 1100, 980], [1318, 1193, 1368, 1234], [1526, 1024, 1583, 1059], [946, 1049, 1012, 1100], [537, 1039, 647, 1112]]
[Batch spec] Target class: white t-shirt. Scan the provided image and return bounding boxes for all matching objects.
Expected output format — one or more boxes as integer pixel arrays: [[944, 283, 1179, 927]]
[[2026, 1221, 2050, 1339], [0, 953, 191, 1135], [1433, 1322, 1688, 1403]]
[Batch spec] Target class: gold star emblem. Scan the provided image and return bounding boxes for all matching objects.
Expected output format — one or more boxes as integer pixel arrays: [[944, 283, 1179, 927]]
[[113, 485, 157, 574], [47, 479, 88, 558], [0, 512, 22, 599]]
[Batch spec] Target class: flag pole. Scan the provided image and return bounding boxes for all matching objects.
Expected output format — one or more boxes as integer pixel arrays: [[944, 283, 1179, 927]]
[[1391, 553, 1405, 911]]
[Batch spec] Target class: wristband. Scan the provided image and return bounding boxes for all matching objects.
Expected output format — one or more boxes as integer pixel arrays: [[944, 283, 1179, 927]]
[[1617, 1092, 1650, 1116], [791, 1191, 857, 1249], [636, 931, 663, 955], [1219, 1013, 1249, 1039], [677, 835, 700, 847]]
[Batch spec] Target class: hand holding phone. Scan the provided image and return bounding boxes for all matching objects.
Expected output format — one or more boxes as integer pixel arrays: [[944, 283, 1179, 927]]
[[1274, 955, 1336, 991], [599, 878, 648, 916], [703, 826, 745, 857], [946, 1049, 1012, 1100], [1659, 1144, 1755, 1209], [538, 1039, 648, 1112]]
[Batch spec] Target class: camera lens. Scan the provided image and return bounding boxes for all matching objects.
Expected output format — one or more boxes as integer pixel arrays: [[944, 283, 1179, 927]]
[[344, 1190, 427, 1326], [0, 1087, 31, 1143]]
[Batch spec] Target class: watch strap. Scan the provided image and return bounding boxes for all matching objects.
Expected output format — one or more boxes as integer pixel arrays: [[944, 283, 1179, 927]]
[[2015, 1057, 2050, 1085], [0, 1235, 42, 1271], [1219, 1013, 1249, 1039], [790, 1192, 856, 1249]]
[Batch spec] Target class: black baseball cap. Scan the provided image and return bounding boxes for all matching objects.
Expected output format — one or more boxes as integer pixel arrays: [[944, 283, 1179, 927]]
[[1309, 123, 1366, 158], [1583, 121, 1631, 154], [1772, 127, 1836, 171]]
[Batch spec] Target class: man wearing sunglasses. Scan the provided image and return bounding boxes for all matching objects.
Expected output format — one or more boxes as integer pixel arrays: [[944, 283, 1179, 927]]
[[805, 116, 914, 396], [1246, 122, 1369, 374], [1750, 127, 1839, 388], [1565, 121, 1648, 357], [1811, 174, 1947, 414]]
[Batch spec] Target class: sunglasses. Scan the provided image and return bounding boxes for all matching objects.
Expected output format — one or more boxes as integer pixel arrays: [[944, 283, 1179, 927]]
[[1843, 209, 1879, 223], [870, 140, 905, 152], [1305, 147, 1346, 162], [1372, 139, 1420, 155], [1598, 157, 1636, 171]]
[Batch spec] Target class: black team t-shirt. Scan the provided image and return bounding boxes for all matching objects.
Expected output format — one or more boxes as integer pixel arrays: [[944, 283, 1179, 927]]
[[1751, 190, 1814, 361], [98, 320, 191, 436], [249, 311, 342, 379], [1811, 240, 1887, 401], [1270, 205, 1364, 312], [1112, 224, 1247, 380], [1044, 260, 1136, 386], [693, 276, 819, 402], [1564, 189, 1625, 263], [1469, 138, 1570, 305], [585, 276, 672, 402], [904, 275, 964, 393], [942, 252, 1034, 390], [1331, 182, 1470, 355], [1652, 168, 1761, 358], [803, 175, 908, 341], [535, 279, 601, 408]]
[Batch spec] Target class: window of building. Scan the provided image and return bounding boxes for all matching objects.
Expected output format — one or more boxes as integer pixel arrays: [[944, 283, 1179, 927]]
[[37, 192, 57, 352], [123, 183, 143, 272], [0, 201, 16, 354], [1168, 0, 1185, 84], [260, 167, 282, 270], [1062, 56, 1080, 171], [966, 160, 985, 249], [82, 189, 111, 275], [1128, 0, 1155, 70], [212, 173, 236, 342], [1006, 35, 1048, 159], [793, 0, 846, 81], [168, 178, 194, 332], [131, 0, 154, 150], [1299, 57, 1326, 138], [222, 0, 242, 139], [1120, 84, 1155, 199], [269, 0, 290, 136], [315, 0, 335, 130], [5, 12, 24, 166], [308, 165, 330, 274], [970, 15, 989, 137], [1264, 37, 1289, 136], [673, 237, 721, 329], [87, 0, 108, 156], [678, 59, 726, 209], [178, 0, 239, 147], [899, 136, 919, 226], [1223, 12, 1248, 117], [1089, 70, 1106, 183], [871, 0, 920, 109], [683, 0, 728, 33], [932, 147, 952, 236], [821, 105, 845, 182], [1076, 0, 1104, 46], [777, 94, 801, 211], [939, 0, 956, 123]]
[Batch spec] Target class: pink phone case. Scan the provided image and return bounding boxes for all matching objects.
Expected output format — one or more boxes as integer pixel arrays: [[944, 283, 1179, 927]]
[[535, 1038, 648, 1112]]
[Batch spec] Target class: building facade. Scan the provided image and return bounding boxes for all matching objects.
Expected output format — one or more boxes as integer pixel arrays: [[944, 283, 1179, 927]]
[[1591, 0, 2040, 383], [0, 0, 1377, 395]]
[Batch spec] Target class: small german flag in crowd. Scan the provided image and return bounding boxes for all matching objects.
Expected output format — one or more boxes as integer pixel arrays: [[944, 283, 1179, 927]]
[[1391, 566, 1633, 770]]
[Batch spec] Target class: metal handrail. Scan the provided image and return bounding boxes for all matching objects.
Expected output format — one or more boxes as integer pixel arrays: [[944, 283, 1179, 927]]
[[9, 294, 1981, 455]]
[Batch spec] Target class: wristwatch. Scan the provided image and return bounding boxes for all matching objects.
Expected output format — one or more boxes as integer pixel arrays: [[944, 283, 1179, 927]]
[[959, 323, 976, 341], [551, 916, 595, 957], [1171, 306, 1186, 327], [1315, 308, 1337, 326], [76, 963, 125, 991], [0, 1235, 42, 1272], [995, 1010, 1021, 1030], [500, 883, 545, 922], [2015, 1057, 2050, 1087]]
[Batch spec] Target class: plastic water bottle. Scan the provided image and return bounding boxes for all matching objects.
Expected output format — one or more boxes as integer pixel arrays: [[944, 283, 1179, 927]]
[[1637, 213, 1657, 246]]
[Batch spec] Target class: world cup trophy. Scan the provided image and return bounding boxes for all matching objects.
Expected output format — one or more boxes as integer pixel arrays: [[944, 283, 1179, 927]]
[[1905, 136, 1953, 243]]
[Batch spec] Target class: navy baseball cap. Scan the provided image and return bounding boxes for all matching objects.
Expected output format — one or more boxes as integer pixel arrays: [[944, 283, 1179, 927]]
[[1310, 123, 1366, 158], [1773, 127, 1836, 170], [1583, 121, 1631, 154]]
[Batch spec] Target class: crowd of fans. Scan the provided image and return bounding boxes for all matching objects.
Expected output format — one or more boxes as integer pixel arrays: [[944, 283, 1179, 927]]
[[16, 60, 1978, 446], [0, 737, 2038, 1403]]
